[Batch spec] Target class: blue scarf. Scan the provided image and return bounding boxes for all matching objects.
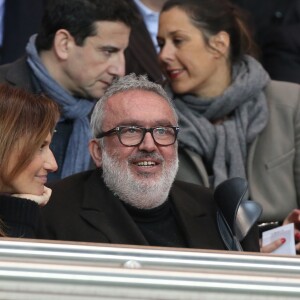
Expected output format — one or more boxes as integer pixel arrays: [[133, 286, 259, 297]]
[[26, 34, 95, 178]]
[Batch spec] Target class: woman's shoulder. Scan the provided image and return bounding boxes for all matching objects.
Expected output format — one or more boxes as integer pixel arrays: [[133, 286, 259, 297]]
[[0, 194, 39, 238], [264, 80, 300, 109]]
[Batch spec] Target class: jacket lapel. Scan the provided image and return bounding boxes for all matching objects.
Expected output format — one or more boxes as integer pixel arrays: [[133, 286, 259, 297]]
[[79, 170, 148, 245], [170, 182, 225, 250], [247, 136, 258, 187], [185, 149, 210, 187]]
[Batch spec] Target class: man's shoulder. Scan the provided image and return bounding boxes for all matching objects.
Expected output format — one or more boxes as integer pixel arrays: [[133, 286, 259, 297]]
[[44, 169, 103, 213], [265, 80, 300, 109], [0, 56, 33, 88], [48, 169, 99, 193], [171, 180, 217, 222], [171, 180, 214, 207], [0, 56, 28, 72], [173, 180, 213, 195]]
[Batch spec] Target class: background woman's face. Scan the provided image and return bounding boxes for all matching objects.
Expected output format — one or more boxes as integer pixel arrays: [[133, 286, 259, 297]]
[[4, 133, 57, 195], [158, 7, 228, 97]]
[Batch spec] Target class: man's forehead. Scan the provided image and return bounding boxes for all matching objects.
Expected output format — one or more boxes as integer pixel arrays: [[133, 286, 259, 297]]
[[103, 90, 176, 126], [107, 89, 169, 108], [84, 21, 130, 48], [93, 20, 131, 36]]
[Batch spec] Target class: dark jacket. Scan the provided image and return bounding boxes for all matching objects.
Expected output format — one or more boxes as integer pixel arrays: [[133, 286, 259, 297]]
[[125, 0, 163, 84], [38, 169, 259, 252], [233, 0, 300, 84], [1, 0, 46, 64]]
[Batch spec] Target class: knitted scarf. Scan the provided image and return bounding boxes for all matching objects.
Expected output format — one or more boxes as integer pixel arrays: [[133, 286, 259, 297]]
[[26, 35, 94, 178], [172, 55, 270, 187]]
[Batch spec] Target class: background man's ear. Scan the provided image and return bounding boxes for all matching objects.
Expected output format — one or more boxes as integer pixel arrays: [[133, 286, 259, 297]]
[[209, 31, 230, 58], [89, 139, 103, 167], [53, 29, 74, 60]]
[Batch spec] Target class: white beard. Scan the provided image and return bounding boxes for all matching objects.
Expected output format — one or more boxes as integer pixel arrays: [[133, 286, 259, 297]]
[[101, 149, 179, 209]]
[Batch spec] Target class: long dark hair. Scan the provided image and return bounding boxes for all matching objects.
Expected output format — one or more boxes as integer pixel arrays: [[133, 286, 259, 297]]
[[161, 0, 258, 64]]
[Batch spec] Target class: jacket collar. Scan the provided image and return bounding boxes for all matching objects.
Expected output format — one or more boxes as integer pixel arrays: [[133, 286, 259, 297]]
[[170, 182, 225, 250], [79, 170, 224, 250], [5, 56, 33, 89], [79, 170, 148, 245]]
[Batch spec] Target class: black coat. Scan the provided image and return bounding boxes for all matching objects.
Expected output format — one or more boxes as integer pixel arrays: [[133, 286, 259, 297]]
[[1, 0, 46, 64], [38, 169, 259, 252], [233, 0, 300, 84], [124, 0, 163, 84]]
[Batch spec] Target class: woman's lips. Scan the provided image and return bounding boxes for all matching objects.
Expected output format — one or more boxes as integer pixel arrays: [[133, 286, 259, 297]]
[[35, 175, 47, 184], [167, 69, 184, 80]]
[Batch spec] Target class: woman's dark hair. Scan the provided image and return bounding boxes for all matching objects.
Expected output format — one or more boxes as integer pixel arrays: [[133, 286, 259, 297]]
[[161, 0, 258, 64], [36, 0, 139, 51]]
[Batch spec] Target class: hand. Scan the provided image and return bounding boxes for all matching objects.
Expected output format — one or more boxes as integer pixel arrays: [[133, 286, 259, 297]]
[[12, 186, 52, 207], [283, 209, 300, 252], [260, 238, 286, 253]]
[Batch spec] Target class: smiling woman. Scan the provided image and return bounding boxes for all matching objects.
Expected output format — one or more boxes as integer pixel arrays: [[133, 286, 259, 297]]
[[157, 0, 300, 254], [0, 84, 59, 237]]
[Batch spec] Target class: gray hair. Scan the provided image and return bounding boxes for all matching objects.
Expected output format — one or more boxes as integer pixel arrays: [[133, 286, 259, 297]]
[[90, 73, 178, 138]]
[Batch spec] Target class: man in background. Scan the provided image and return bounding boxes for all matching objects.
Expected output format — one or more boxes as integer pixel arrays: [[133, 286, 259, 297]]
[[233, 0, 300, 84], [0, 0, 137, 181], [125, 0, 167, 84]]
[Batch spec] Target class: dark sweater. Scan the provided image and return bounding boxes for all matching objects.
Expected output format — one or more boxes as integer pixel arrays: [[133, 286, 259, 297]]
[[0, 194, 40, 238], [123, 200, 187, 248]]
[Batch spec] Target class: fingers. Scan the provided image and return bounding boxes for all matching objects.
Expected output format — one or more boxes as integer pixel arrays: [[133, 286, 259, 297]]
[[261, 232, 300, 255], [260, 238, 286, 253], [295, 242, 300, 253], [283, 209, 300, 225]]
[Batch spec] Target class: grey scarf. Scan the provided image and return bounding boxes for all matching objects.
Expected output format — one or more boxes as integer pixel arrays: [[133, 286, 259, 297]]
[[172, 56, 270, 187], [26, 35, 94, 178]]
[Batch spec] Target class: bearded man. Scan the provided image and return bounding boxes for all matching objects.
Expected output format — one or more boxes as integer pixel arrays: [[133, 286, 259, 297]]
[[39, 74, 258, 252]]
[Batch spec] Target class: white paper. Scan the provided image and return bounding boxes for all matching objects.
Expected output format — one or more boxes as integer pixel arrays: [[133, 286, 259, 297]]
[[262, 223, 296, 255]]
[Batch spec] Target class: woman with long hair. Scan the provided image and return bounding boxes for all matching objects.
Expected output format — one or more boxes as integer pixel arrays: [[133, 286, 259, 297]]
[[158, 0, 300, 252], [0, 84, 59, 237]]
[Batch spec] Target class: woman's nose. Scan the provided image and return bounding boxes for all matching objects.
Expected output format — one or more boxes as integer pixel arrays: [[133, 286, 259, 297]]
[[159, 43, 174, 63], [44, 149, 58, 172]]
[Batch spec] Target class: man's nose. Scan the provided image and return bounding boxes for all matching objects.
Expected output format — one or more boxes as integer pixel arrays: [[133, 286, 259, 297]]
[[138, 132, 157, 152], [109, 52, 126, 77]]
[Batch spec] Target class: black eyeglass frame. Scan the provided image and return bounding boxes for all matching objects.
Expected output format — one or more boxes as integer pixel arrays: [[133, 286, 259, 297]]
[[96, 125, 179, 147]]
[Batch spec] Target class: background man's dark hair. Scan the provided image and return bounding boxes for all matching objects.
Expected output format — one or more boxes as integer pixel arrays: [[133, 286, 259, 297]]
[[36, 0, 138, 51]]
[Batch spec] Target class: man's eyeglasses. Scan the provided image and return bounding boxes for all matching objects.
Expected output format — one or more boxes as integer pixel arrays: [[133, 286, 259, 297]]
[[96, 126, 179, 146]]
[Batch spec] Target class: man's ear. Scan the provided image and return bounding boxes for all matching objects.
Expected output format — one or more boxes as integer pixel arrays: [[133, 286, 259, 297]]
[[53, 29, 74, 60], [89, 139, 103, 167], [209, 31, 230, 58]]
